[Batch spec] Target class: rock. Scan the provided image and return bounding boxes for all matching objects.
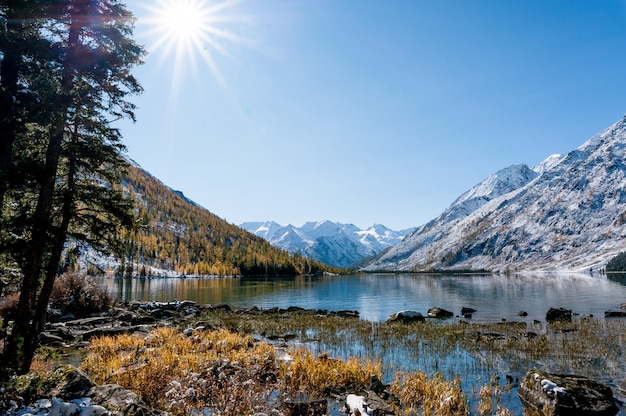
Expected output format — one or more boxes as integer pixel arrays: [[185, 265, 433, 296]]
[[604, 310, 626, 317], [518, 369, 618, 416], [282, 399, 327, 416], [517, 310, 529, 317], [49, 366, 167, 415], [546, 307, 572, 323], [427, 307, 453, 318], [387, 310, 425, 323], [334, 310, 360, 318], [461, 307, 476, 318]]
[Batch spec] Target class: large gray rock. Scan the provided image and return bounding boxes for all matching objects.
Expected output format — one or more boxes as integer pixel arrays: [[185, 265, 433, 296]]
[[427, 306, 453, 318], [51, 366, 166, 416], [518, 369, 618, 416], [387, 310, 425, 323]]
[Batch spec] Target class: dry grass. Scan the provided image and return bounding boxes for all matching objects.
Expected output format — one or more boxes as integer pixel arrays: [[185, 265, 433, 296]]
[[279, 348, 382, 399], [390, 371, 469, 416], [82, 327, 277, 415], [75, 308, 626, 415]]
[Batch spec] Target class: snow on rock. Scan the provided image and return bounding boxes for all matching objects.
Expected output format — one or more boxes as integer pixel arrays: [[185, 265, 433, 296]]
[[344, 394, 372, 416], [540, 378, 567, 397]]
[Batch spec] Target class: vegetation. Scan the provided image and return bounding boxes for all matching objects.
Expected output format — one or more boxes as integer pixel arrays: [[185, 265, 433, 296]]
[[49, 272, 113, 316], [116, 164, 344, 277], [0, 0, 143, 377], [71, 307, 626, 415], [606, 251, 626, 272]]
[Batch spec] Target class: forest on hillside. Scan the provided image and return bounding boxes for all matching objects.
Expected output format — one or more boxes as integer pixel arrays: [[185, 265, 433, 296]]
[[113, 165, 343, 277]]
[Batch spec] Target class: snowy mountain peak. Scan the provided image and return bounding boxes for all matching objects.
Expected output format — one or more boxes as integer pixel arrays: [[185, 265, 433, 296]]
[[364, 114, 626, 272], [451, 164, 537, 207], [240, 220, 414, 268], [533, 154, 563, 175]]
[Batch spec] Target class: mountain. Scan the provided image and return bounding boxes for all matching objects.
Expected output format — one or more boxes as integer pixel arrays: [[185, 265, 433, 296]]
[[240, 220, 414, 268], [81, 164, 342, 277], [363, 115, 626, 273]]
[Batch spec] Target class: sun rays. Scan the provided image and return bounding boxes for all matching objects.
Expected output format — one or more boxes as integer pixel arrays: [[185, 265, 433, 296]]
[[140, 0, 252, 87]]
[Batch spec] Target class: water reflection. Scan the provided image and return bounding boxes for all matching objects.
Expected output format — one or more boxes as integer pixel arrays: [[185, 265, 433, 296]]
[[608, 273, 626, 286], [97, 273, 626, 323]]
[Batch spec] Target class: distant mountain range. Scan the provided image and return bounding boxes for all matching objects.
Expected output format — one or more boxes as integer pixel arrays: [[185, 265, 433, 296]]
[[363, 115, 626, 273], [239, 221, 414, 268]]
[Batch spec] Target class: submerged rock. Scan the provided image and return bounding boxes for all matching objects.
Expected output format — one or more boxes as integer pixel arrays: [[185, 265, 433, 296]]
[[604, 310, 626, 318], [518, 369, 618, 416], [282, 398, 327, 416], [546, 307, 572, 323]]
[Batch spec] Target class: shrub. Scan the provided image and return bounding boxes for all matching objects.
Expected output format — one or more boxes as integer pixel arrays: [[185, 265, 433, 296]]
[[50, 272, 112, 315]]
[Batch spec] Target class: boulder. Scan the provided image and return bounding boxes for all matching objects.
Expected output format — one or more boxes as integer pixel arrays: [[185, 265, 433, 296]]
[[427, 307, 453, 318], [387, 310, 425, 323], [518, 369, 618, 416], [546, 307, 572, 323]]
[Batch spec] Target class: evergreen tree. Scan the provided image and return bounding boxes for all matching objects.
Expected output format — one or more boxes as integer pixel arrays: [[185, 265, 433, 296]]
[[0, 0, 143, 377]]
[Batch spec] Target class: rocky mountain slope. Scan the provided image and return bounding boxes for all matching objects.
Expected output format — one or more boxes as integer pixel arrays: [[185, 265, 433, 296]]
[[363, 115, 626, 272], [240, 221, 413, 268]]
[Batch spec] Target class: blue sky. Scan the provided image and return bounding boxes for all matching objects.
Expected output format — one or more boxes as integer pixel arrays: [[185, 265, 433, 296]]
[[118, 0, 626, 230]]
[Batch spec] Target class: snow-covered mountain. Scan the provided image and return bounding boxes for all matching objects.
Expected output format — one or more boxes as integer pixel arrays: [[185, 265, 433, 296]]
[[363, 115, 626, 273], [240, 220, 414, 268]]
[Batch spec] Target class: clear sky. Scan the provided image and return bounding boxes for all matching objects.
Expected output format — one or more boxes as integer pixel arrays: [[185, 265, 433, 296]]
[[117, 0, 626, 230]]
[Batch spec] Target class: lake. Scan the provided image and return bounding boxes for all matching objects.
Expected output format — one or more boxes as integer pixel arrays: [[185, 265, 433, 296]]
[[95, 272, 626, 414], [97, 272, 626, 322]]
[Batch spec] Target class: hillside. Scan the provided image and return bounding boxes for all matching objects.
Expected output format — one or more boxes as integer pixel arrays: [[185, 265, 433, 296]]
[[363, 115, 626, 273], [98, 164, 342, 277], [240, 220, 413, 268]]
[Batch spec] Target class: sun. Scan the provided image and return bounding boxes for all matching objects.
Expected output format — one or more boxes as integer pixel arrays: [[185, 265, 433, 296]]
[[160, 1, 205, 42], [140, 0, 250, 85]]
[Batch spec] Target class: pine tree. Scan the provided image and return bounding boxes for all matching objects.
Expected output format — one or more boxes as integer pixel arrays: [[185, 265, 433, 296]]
[[0, 0, 144, 377]]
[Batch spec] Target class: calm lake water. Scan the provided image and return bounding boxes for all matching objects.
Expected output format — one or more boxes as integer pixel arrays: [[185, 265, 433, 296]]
[[97, 272, 626, 322], [95, 272, 626, 414]]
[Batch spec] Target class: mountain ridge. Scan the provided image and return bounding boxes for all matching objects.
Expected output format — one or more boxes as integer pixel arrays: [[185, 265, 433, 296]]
[[240, 221, 414, 268], [363, 115, 626, 272]]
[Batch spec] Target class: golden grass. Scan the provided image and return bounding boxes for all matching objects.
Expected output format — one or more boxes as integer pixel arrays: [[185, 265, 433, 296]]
[[390, 371, 470, 416], [82, 327, 277, 414], [279, 348, 382, 399]]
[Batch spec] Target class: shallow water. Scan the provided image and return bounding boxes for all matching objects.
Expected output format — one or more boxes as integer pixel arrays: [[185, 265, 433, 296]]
[[95, 272, 626, 414]]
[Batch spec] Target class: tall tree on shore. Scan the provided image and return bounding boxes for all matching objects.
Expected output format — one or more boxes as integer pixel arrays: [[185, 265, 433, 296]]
[[0, 0, 144, 377]]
